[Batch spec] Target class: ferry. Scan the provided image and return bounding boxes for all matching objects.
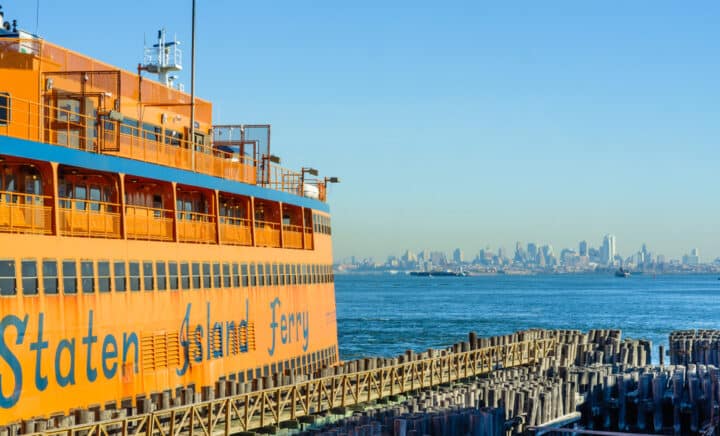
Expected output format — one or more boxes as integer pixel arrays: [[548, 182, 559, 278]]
[[0, 7, 339, 425]]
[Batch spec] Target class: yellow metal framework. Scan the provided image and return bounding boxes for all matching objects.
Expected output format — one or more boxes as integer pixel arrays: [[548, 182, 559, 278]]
[[29, 338, 556, 436]]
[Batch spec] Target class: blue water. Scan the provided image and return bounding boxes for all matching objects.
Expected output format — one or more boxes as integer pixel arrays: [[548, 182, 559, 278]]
[[335, 273, 720, 364]]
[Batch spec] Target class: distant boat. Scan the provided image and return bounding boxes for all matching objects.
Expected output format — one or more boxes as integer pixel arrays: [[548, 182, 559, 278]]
[[410, 270, 466, 277], [615, 268, 631, 278]]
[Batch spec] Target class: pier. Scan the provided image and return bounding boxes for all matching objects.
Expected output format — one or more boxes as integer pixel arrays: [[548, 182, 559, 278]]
[[9, 329, 720, 435]]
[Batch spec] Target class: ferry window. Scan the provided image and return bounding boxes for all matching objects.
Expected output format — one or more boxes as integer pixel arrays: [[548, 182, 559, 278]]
[[213, 262, 221, 288], [0, 260, 15, 295], [257, 264, 265, 287], [241, 263, 249, 287], [120, 118, 139, 136], [42, 260, 58, 295], [62, 260, 77, 294], [74, 185, 87, 211], [232, 263, 240, 287], [165, 129, 183, 146], [81, 260, 94, 293], [156, 261, 167, 291], [98, 261, 110, 292], [114, 261, 126, 292], [0, 93, 9, 126], [89, 186, 102, 212], [191, 262, 201, 289], [271, 263, 278, 286], [143, 261, 154, 291], [143, 123, 161, 142], [21, 260, 39, 296], [168, 261, 179, 290], [128, 262, 140, 292], [249, 263, 256, 287], [222, 263, 231, 288], [278, 264, 285, 286], [181, 262, 190, 290], [202, 262, 211, 288], [57, 98, 81, 122]]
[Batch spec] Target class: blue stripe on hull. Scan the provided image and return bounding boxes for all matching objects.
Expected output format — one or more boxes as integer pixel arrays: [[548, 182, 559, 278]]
[[0, 136, 330, 212]]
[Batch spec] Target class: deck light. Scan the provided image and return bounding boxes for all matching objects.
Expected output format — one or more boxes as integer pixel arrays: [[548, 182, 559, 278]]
[[325, 177, 340, 183], [302, 167, 319, 177]]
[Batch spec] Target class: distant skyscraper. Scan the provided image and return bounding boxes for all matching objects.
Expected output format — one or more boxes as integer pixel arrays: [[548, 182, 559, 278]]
[[452, 248, 464, 264], [683, 248, 700, 266], [602, 234, 616, 265], [527, 243, 538, 262], [514, 242, 525, 262], [541, 244, 553, 258], [401, 249, 417, 263], [579, 240, 588, 257], [430, 251, 447, 265]]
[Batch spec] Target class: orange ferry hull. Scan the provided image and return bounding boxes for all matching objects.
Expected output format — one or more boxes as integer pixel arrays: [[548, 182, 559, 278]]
[[0, 233, 338, 423]]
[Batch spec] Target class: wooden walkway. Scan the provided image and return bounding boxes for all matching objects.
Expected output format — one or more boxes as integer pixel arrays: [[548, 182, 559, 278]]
[[32, 338, 556, 436]]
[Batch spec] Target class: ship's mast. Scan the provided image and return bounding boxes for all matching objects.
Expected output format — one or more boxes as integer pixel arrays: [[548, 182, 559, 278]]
[[190, 0, 197, 171], [140, 29, 183, 88]]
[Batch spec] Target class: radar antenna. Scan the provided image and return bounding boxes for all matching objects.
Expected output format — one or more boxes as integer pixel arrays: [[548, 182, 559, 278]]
[[139, 29, 183, 88]]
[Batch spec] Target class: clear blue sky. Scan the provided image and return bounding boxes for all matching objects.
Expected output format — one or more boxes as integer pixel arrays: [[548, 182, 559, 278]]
[[12, 1, 720, 261]]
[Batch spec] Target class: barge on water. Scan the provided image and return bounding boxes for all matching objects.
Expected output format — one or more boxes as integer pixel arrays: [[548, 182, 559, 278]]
[[0, 6, 339, 425]]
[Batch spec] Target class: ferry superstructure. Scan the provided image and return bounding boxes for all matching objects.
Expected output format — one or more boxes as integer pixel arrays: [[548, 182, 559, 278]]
[[0, 10, 338, 424]]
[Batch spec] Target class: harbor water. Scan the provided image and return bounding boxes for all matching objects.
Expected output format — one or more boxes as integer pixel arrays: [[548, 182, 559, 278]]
[[336, 273, 720, 363]]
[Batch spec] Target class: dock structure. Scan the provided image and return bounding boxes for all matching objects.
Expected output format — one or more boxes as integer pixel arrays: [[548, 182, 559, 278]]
[[9, 329, 720, 436]]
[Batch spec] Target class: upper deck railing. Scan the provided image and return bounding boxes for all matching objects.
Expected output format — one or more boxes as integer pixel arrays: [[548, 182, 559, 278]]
[[0, 37, 328, 202]]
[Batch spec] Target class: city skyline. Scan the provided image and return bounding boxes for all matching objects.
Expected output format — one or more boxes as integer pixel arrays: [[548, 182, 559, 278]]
[[14, 2, 720, 261], [339, 234, 710, 267]]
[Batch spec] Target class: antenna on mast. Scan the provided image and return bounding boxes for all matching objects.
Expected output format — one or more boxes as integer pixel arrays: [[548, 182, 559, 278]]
[[139, 28, 183, 88]]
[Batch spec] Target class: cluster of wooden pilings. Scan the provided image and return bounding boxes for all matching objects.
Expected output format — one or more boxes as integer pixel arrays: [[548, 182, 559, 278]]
[[670, 330, 720, 366], [298, 329, 720, 436], [299, 365, 578, 436]]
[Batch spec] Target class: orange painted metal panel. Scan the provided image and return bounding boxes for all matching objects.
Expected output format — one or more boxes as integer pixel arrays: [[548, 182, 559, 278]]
[[0, 234, 338, 424]]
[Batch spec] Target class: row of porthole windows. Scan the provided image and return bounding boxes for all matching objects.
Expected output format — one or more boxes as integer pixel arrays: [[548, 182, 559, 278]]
[[0, 259, 334, 296]]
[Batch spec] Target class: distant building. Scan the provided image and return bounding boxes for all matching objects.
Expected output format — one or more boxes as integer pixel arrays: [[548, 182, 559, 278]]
[[579, 240, 588, 257], [601, 234, 616, 265], [453, 248, 464, 264], [527, 243, 538, 262], [514, 241, 525, 263], [401, 249, 417, 263], [430, 251, 447, 266], [683, 249, 699, 266]]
